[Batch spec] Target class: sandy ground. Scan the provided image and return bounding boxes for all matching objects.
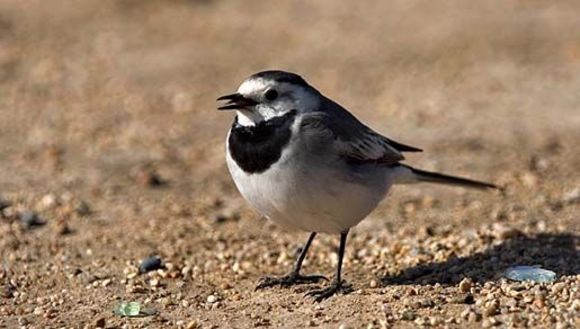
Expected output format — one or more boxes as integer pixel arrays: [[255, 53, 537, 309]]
[[0, 1, 578, 328]]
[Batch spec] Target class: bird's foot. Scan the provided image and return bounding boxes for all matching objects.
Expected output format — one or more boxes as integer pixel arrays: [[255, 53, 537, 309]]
[[256, 272, 328, 290], [305, 280, 353, 302]]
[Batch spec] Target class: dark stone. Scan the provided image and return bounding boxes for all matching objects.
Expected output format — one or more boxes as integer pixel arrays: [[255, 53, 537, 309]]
[[139, 256, 164, 274], [95, 317, 106, 328], [0, 199, 10, 212], [464, 294, 475, 304], [20, 211, 45, 229]]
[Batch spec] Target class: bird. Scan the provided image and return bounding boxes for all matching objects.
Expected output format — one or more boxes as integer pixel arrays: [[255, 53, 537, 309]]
[[217, 70, 498, 301]]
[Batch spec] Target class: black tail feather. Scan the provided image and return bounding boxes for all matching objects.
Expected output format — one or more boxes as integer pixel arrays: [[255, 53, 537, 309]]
[[386, 138, 423, 153], [403, 165, 500, 190]]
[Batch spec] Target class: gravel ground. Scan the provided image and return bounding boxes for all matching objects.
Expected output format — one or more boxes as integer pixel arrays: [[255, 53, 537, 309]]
[[0, 1, 578, 328]]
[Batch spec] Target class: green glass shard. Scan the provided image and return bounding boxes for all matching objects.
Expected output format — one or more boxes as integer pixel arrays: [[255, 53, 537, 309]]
[[115, 301, 141, 317]]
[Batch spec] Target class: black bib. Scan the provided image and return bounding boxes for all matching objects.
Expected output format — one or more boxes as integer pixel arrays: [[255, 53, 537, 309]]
[[228, 110, 297, 174]]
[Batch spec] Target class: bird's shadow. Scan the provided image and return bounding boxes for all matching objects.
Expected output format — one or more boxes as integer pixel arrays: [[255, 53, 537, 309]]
[[381, 232, 579, 286]]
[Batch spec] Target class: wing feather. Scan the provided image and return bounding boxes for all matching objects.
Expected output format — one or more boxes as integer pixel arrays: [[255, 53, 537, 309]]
[[298, 95, 422, 165], [300, 112, 410, 165]]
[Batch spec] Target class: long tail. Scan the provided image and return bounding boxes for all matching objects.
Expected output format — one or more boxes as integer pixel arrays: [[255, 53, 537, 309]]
[[395, 164, 499, 190]]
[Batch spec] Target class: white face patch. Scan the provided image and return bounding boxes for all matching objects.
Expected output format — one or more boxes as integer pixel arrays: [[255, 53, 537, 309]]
[[233, 77, 320, 127], [237, 78, 269, 96], [235, 78, 277, 126]]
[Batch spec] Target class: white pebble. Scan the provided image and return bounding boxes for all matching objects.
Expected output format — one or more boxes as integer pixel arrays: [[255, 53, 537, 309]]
[[207, 295, 218, 303]]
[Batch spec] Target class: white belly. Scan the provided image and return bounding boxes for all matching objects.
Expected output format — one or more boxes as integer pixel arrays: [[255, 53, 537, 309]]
[[226, 143, 396, 234]]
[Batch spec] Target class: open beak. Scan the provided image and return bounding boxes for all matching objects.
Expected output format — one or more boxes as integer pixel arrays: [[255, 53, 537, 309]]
[[216, 93, 258, 110]]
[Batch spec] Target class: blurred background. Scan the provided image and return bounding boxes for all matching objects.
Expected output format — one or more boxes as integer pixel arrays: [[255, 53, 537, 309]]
[[0, 0, 578, 327], [1, 0, 578, 194]]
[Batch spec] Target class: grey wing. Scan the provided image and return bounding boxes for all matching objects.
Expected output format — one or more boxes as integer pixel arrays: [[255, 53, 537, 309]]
[[299, 111, 412, 166]]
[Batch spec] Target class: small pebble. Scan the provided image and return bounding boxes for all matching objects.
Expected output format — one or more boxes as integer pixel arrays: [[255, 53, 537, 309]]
[[428, 317, 441, 326], [551, 282, 566, 293], [468, 312, 481, 322], [401, 310, 416, 321], [207, 295, 218, 303], [414, 317, 426, 326], [213, 214, 229, 223], [562, 188, 580, 205], [338, 324, 354, 329], [186, 320, 199, 329], [533, 298, 545, 308], [492, 223, 521, 240], [139, 256, 164, 274], [459, 278, 473, 293], [20, 211, 45, 229], [181, 266, 192, 276], [33, 306, 43, 315], [39, 194, 58, 210], [75, 201, 91, 216], [95, 317, 106, 328], [132, 165, 165, 187], [482, 317, 499, 328], [140, 307, 158, 316], [530, 156, 549, 172], [0, 199, 11, 212], [520, 172, 537, 187], [483, 300, 499, 317], [212, 210, 239, 224]]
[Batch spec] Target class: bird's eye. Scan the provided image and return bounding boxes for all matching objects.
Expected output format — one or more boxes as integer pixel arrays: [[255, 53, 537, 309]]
[[264, 89, 278, 101]]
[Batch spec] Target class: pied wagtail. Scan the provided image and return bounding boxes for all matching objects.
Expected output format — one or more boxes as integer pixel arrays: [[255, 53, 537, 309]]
[[217, 70, 498, 301]]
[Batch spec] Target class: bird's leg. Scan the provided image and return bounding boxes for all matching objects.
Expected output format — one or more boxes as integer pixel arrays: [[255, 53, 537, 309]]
[[256, 232, 328, 289], [306, 231, 353, 301]]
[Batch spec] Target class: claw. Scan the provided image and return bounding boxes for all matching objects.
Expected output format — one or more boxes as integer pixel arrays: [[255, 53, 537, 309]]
[[255, 277, 277, 290], [305, 280, 353, 302]]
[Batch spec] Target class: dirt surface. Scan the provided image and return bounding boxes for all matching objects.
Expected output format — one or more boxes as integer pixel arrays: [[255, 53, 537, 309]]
[[0, 1, 579, 328]]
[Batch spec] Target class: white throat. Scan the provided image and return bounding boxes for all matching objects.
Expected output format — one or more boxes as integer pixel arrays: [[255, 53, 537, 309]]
[[236, 110, 259, 126], [235, 108, 290, 127]]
